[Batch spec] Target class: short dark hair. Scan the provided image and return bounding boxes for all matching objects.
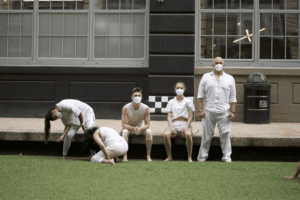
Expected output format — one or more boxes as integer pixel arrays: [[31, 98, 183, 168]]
[[131, 87, 142, 96], [83, 127, 99, 151]]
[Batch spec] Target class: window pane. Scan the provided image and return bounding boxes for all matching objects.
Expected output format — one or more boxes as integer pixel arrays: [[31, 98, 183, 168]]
[[108, 0, 119, 9], [107, 37, 119, 58], [0, 14, 8, 35], [201, 13, 212, 35], [77, 14, 88, 36], [241, 0, 253, 9], [259, 0, 272, 9], [39, 1, 50, 10], [287, 0, 299, 10], [21, 13, 32, 35], [260, 13, 271, 36], [95, 0, 106, 9], [273, 37, 285, 59], [133, 14, 144, 35], [95, 14, 107, 35], [9, 14, 20, 35], [51, 1, 63, 10], [287, 14, 299, 36], [214, 0, 226, 9], [63, 37, 75, 58], [241, 39, 252, 59], [8, 36, 20, 57], [273, 0, 285, 9], [21, 36, 31, 57], [133, 36, 143, 58], [273, 13, 284, 36], [50, 36, 62, 58], [39, 36, 49, 57], [200, 0, 212, 9], [120, 36, 132, 58], [241, 13, 253, 37], [121, 0, 132, 9], [76, 37, 87, 58], [287, 37, 299, 59], [227, 13, 240, 36], [94, 36, 106, 58], [260, 37, 271, 59], [201, 36, 212, 59], [133, 0, 145, 9], [214, 13, 226, 35], [39, 14, 50, 35], [10, 0, 21, 10], [0, 36, 7, 57], [228, 0, 240, 9], [121, 14, 133, 35], [227, 37, 240, 59], [107, 14, 119, 35], [213, 37, 226, 58], [64, 1, 76, 10], [51, 14, 63, 35], [0, 0, 8, 10], [64, 14, 75, 36], [23, 1, 33, 10]]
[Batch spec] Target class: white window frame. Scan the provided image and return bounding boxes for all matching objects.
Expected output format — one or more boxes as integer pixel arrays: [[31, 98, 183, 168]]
[[0, 0, 149, 68], [195, 0, 300, 68]]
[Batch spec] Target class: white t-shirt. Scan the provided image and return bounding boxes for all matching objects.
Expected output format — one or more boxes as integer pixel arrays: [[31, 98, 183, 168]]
[[99, 127, 126, 147], [165, 97, 195, 120]]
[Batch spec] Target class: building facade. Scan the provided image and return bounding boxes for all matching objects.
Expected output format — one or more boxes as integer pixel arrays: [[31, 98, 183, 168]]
[[0, 0, 300, 122]]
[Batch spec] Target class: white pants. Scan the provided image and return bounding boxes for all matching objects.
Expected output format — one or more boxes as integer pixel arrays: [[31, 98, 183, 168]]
[[63, 125, 81, 156], [91, 141, 128, 163], [197, 110, 232, 162], [83, 108, 96, 129]]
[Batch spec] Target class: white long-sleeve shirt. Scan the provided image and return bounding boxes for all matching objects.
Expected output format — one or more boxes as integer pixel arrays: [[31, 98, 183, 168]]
[[197, 71, 237, 113]]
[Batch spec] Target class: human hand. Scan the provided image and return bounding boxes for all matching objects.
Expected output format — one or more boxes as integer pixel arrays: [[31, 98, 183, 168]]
[[170, 127, 176, 135], [56, 136, 64, 143], [182, 127, 188, 134], [134, 127, 141, 135], [228, 112, 235, 121], [198, 111, 205, 119]]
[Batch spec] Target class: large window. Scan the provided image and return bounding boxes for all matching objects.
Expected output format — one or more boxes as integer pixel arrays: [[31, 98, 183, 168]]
[[0, 0, 148, 67], [197, 0, 300, 67]]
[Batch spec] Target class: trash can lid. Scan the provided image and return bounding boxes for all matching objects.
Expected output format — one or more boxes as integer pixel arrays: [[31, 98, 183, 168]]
[[246, 72, 269, 83]]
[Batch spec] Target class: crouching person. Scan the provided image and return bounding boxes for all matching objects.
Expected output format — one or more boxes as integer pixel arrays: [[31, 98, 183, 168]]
[[84, 127, 128, 165], [121, 87, 152, 162]]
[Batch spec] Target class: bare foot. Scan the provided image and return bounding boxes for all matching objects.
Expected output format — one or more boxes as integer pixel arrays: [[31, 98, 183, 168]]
[[188, 157, 193, 162], [147, 156, 152, 162], [226, 161, 232, 163], [62, 156, 66, 160], [123, 157, 128, 162], [164, 157, 172, 161], [198, 160, 205, 162], [108, 159, 116, 165]]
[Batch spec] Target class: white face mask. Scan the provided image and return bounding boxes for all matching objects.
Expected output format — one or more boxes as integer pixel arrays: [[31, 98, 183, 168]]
[[133, 96, 141, 104], [176, 89, 184, 96], [56, 112, 63, 119], [215, 64, 223, 72]]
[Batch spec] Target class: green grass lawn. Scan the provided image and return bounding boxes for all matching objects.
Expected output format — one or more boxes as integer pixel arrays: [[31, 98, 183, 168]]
[[0, 155, 299, 200]]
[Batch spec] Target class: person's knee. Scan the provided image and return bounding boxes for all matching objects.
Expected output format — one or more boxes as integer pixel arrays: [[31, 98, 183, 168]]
[[122, 129, 129, 141], [184, 130, 193, 139], [163, 130, 171, 139], [145, 129, 152, 141]]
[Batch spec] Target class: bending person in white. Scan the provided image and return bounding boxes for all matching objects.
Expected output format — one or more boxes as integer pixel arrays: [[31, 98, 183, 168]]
[[84, 127, 128, 165], [163, 82, 195, 162], [197, 57, 237, 163], [44, 99, 96, 159], [121, 87, 152, 162]]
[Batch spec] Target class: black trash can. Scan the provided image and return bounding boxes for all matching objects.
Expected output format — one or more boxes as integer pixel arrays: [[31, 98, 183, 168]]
[[243, 72, 271, 124]]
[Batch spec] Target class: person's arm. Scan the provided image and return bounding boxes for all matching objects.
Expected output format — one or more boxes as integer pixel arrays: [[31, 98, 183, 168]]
[[185, 110, 194, 128], [139, 107, 150, 132], [79, 112, 86, 131], [121, 106, 135, 131], [57, 125, 71, 142], [198, 98, 205, 118], [93, 130, 110, 160], [228, 78, 237, 120], [167, 112, 176, 134]]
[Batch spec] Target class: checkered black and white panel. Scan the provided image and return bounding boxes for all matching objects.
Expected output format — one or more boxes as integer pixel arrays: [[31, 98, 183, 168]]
[[148, 96, 194, 114]]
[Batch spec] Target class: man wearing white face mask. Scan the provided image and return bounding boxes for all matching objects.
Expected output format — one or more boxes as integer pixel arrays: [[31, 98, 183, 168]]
[[197, 57, 237, 163], [121, 87, 152, 162], [44, 99, 96, 159]]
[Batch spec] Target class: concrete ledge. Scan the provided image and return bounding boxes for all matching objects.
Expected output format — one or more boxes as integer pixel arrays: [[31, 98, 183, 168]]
[[0, 118, 300, 147]]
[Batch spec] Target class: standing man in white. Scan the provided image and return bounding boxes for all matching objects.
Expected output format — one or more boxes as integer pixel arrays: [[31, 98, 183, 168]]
[[121, 87, 152, 162], [44, 99, 96, 159], [197, 57, 237, 163]]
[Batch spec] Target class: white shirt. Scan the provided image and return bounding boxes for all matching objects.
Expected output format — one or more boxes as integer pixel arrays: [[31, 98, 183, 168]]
[[197, 71, 237, 113], [56, 99, 93, 126], [99, 127, 126, 147], [166, 97, 195, 120]]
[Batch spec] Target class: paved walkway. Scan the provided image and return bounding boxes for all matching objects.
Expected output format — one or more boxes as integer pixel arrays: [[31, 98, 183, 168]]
[[1, 118, 300, 147]]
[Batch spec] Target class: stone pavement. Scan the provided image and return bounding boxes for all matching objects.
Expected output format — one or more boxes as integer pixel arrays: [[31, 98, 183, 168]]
[[0, 118, 300, 147]]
